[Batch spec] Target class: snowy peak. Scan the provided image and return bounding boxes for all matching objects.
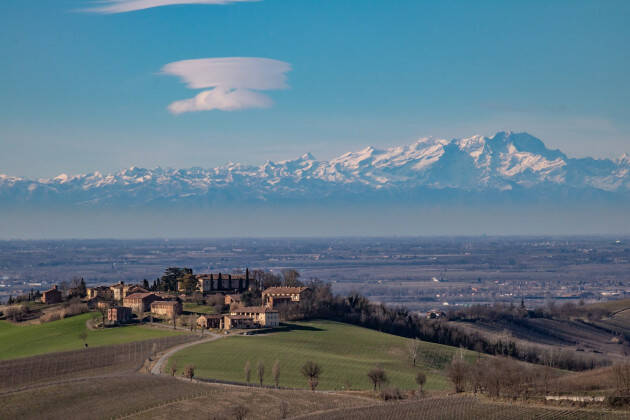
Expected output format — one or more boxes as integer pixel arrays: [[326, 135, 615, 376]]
[[2, 132, 628, 206]]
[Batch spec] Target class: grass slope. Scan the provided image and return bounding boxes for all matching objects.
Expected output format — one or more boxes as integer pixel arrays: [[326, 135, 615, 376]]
[[170, 320, 474, 391], [0, 312, 183, 360], [182, 303, 216, 314]]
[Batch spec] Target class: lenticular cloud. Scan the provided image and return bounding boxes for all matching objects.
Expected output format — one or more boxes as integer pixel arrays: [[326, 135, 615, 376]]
[[84, 0, 258, 14], [162, 57, 291, 114]]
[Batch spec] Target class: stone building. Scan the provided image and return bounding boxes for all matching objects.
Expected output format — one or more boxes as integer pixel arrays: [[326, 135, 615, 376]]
[[110, 282, 148, 301], [110, 282, 127, 301], [150, 300, 182, 318], [196, 314, 223, 329], [262, 287, 309, 308], [41, 285, 62, 304], [196, 269, 250, 294], [123, 292, 161, 313], [224, 294, 242, 306], [223, 314, 256, 330], [108, 306, 132, 324], [87, 286, 113, 300], [230, 306, 280, 328]]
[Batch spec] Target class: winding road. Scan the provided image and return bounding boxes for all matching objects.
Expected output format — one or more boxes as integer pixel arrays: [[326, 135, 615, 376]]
[[150, 333, 222, 375]]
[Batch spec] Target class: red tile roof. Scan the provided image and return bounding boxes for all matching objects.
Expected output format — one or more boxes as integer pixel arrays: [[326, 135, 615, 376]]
[[124, 292, 157, 300], [262, 287, 308, 295]]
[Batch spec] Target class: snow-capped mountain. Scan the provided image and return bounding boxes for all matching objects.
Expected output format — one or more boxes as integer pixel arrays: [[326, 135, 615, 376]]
[[2, 132, 629, 206]]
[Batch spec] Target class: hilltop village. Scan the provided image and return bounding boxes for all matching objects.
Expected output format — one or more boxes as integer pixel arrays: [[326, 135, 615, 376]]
[[28, 268, 310, 332]]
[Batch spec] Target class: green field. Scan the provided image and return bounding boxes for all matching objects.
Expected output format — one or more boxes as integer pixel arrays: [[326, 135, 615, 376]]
[[0, 312, 184, 360], [169, 320, 474, 391], [182, 303, 216, 314]]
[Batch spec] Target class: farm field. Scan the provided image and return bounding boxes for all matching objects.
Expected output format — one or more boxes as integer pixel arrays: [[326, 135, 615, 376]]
[[299, 394, 629, 420], [182, 303, 216, 314], [0, 374, 374, 420], [0, 312, 184, 360], [169, 320, 475, 391]]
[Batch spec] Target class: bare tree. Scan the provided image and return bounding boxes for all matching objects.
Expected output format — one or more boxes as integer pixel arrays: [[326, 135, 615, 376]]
[[272, 359, 281, 387], [170, 361, 177, 376], [232, 405, 249, 420], [301, 361, 322, 391], [408, 338, 420, 366], [367, 366, 388, 391], [415, 371, 426, 394], [244, 360, 251, 384], [98, 306, 108, 328], [78, 331, 88, 349], [614, 362, 630, 395], [150, 343, 158, 361], [279, 400, 289, 419], [257, 361, 265, 386], [282, 269, 301, 287], [183, 365, 195, 381], [447, 356, 468, 393]]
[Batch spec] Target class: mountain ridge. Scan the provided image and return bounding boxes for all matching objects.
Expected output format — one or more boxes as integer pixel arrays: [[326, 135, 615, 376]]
[[2, 131, 629, 206]]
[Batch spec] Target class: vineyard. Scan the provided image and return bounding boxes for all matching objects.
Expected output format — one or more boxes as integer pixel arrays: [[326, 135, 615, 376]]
[[0, 334, 197, 390], [0, 374, 374, 420], [298, 395, 629, 420]]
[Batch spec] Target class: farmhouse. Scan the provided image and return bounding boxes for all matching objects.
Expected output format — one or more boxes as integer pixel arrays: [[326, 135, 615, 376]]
[[41, 285, 62, 304], [123, 292, 161, 313], [225, 294, 242, 306], [110, 282, 127, 301], [262, 286, 309, 308], [223, 315, 256, 330], [87, 286, 113, 300], [150, 300, 182, 318], [197, 314, 222, 329], [107, 306, 132, 324], [110, 282, 147, 301], [230, 306, 280, 328]]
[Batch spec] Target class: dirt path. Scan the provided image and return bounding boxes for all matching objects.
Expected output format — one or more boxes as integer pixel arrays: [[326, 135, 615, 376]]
[[150, 333, 221, 375]]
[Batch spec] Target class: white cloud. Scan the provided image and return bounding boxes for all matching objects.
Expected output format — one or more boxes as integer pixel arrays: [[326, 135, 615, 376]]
[[84, 0, 258, 14], [162, 57, 291, 114]]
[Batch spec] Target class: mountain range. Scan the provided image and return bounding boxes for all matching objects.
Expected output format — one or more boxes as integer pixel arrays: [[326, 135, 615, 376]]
[[2, 131, 629, 207]]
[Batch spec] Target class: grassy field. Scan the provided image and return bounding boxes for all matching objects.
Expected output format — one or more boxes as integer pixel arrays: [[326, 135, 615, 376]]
[[169, 320, 475, 391], [0, 312, 184, 360], [182, 303, 216, 314]]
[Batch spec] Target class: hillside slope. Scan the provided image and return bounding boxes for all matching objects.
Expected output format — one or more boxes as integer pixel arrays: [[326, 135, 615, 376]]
[[169, 320, 475, 391]]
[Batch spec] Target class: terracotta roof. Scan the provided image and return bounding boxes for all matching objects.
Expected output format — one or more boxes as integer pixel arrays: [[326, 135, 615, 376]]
[[226, 315, 253, 320], [124, 292, 157, 300], [151, 300, 179, 307], [197, 314, 222, 319], [231, 306, 277, 314], [262, 287, 308, 295]]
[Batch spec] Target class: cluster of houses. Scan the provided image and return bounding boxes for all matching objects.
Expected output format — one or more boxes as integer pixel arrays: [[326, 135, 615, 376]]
[[85, 283, 183, 326], [197, 286, 309, 330], [77, 271, 311, 331]]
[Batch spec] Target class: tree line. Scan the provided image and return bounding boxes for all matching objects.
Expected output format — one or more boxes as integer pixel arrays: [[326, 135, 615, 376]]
[[269, 279, 610, 372]]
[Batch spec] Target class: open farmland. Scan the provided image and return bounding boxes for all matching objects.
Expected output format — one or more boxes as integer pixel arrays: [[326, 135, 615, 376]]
[[0, 335, 197, 390], [0, 312, 184, 360], [0, 374, 375, 420], [169, 320, 475, 391], [298, 394, 628, 420]]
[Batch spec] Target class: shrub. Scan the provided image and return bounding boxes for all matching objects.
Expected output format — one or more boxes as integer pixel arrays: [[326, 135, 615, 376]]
[[380, 386, 404, 401]]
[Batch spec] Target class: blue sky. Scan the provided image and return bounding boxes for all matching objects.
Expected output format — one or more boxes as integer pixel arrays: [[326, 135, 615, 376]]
[[1, 0, 629, 178]]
